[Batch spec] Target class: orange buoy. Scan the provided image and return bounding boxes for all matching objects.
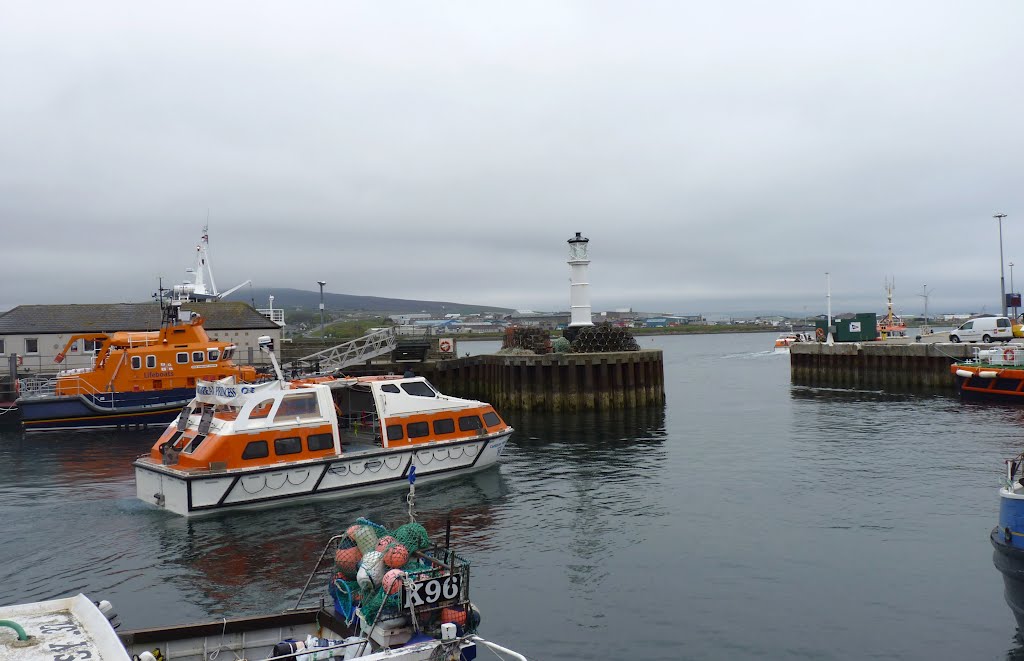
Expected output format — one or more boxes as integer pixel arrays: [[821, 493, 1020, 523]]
[[383, 543, 409, 568], [334, 546, 363, 576]]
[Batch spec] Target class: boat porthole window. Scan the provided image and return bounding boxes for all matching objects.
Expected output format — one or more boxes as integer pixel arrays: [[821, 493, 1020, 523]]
[[176, 352, 188, 364], [131, 356, 142, 370], [274, 437, 302, 456], [483, 411, 501, 427], [242, 440, 269, 460], [307, 433, 334, 451], [208, 349, 220, 361], [146, 355, 156, 369], [381, 384, 400, 393], [387, 424, 404, 441], [192, 351, 204, 362], [407, 421, 430, 439], [433, 418, 455, 435], [458, 415, 483, 431]]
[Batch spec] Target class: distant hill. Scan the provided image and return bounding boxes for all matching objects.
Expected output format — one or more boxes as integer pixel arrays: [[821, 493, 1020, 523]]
[[224, 287, 513, 315]]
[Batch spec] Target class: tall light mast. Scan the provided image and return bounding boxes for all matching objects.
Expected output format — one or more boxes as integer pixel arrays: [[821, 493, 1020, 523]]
[[567, 232, 594, 328]]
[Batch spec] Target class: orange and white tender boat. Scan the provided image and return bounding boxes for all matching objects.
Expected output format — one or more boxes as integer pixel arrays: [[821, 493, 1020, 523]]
[[134, 342, 512, 516]]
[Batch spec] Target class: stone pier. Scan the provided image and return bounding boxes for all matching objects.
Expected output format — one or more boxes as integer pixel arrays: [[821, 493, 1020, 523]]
[[344, 350, 665, 411], [789, 342, 978, 391]]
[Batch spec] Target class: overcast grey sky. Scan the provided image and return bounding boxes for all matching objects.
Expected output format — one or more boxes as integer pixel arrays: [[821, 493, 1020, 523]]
[[2, 1, 1022, 318]]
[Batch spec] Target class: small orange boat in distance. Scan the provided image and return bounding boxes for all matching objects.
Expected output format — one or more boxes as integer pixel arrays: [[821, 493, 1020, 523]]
[[134, 339, 513, 516], [17, 303, 257, 432]]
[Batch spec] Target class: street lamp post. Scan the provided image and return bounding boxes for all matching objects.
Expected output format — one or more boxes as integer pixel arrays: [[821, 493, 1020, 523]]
[[918, 284, 932, 334], [317, 280, 327, 341], [1012, 262, 1017, 319], [996, 213, 1008, 316]]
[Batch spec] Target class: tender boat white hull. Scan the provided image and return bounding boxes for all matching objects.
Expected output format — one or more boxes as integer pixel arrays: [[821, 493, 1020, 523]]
[[135, 432, 511, 516]]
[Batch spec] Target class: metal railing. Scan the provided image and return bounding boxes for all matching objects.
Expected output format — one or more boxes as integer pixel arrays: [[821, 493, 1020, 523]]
[[285, 328, 397, 375]]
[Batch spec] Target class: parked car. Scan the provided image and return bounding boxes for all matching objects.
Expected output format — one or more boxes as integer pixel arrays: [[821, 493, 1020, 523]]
[[949, 316, 1013, 343]]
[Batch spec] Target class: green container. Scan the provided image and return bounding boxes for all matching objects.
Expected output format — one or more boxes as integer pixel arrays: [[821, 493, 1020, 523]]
[[814, 313, 878, 342]]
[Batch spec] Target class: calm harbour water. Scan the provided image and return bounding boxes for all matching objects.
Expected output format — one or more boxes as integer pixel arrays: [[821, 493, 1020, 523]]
[[2, 332, 1023, 660]]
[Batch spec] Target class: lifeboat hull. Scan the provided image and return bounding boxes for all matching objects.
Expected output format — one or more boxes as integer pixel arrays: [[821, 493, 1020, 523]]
[[952, 367, 1024, 405], [18, 389, 195, 431], [134, 432, 511, 516]]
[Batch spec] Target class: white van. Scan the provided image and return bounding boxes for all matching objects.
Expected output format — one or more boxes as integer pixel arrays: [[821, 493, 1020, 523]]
[[949, 316, 1013, 343]]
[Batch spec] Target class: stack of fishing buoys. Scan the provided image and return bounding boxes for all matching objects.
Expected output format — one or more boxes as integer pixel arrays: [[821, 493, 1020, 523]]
[[330, 519, 444, 626]]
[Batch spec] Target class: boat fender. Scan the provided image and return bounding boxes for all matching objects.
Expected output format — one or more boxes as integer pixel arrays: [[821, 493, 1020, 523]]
[[955, 369, 973, 378], [13, 379, 19, 394], [1006, 527, 1013, 544], [979, 371, 999, 379]]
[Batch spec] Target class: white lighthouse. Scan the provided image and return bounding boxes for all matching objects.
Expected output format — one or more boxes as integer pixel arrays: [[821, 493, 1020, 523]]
[[567, 232, 594, 327]]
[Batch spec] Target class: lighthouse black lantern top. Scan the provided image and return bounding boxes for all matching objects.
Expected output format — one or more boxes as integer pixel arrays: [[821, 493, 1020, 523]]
[[568, 232, 590, 262]]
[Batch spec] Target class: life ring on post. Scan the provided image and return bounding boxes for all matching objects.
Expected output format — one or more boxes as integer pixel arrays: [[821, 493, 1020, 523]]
[[16, 355, 23, 366], [54, 352, 65, 364], [1005, 347, 1017, 363], [438, 339, 452, 353], [815, 328, 826, 342]]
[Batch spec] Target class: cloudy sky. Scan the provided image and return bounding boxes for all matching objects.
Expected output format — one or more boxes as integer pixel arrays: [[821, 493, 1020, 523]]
[[2, 1, 1023, 318]]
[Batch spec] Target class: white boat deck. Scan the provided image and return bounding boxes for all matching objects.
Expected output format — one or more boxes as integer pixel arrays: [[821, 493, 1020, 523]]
[[0, 594, 129, 661]]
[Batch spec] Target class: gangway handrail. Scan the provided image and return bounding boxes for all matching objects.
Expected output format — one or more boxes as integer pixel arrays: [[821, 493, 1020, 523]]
[[284, 328, 398, 375]]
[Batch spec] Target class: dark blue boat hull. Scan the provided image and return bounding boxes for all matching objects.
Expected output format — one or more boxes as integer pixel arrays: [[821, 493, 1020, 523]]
[[18, 388, 193, 431]]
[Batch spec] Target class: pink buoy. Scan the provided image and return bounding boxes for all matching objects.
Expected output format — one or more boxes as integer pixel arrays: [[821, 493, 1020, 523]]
[[375, 536, 397, 553], [382, 569, 406, 595]]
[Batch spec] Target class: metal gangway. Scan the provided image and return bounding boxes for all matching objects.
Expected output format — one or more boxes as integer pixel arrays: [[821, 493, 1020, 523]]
[[285, 327, 398, 375]]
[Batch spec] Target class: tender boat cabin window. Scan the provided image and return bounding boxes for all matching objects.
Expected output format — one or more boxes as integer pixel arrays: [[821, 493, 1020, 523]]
[[249, 399, 275, 419], [401, 382, 436, 397], [274, 437, 303, 455], [433, 418, 455, 434], [242, 440, 269, 460], [146, 355, 156, 369], [25, 338, 38, 354], [387, 424, 404, 441], [381, 384, 400, 393], [407, 421, 430, 439], [208, 349, 220, 361], [176, 352, 189, 364], [458, 415, 483, 431], [223, 347, 235, 361], [307, 433, 334, 451], [483, 412, 501, 427], [192, 351, 204, 362], [276, 393, 320, 420], [131, 356, 142, 369]]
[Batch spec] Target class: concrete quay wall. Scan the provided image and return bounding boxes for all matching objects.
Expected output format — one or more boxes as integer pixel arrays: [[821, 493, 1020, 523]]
[[345, 350, 665, 411], [789, 342, 977, 391]]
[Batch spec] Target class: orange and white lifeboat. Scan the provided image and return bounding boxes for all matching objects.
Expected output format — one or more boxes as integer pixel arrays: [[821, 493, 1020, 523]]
[[133, 373, 513, 516]]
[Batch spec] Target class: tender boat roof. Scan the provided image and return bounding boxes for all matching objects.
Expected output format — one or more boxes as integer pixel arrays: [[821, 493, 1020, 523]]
[[0, 594, 129, 661]]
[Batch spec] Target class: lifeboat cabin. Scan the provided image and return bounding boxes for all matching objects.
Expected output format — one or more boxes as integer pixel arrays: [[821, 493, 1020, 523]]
[[134, 374, 513, 516], [17, 312, 257, 432]]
